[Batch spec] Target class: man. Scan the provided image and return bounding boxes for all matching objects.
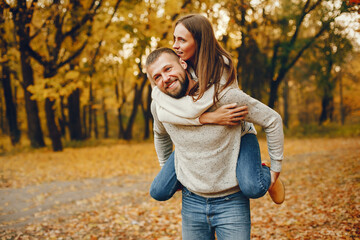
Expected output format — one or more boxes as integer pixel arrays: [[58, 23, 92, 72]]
[[146, 48, 284, 240]]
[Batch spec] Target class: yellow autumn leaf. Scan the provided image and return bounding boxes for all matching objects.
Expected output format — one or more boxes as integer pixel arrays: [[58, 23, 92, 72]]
[[65, 70, 80, 80]]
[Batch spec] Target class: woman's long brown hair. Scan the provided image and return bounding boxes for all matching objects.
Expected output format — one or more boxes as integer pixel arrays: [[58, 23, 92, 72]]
[[175, 14, 236, 103]]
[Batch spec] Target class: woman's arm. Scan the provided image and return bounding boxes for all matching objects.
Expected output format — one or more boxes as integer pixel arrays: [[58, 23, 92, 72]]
[[222, 88, 284, 173], [199, 104, 248, 125], [156, 100, 248, 126]]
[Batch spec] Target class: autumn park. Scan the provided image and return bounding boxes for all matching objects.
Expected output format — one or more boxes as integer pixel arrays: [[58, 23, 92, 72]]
[[0, 0, 360, 239]]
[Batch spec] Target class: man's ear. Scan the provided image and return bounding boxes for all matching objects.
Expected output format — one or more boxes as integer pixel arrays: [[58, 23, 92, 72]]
[[179, 58, 187, 70]]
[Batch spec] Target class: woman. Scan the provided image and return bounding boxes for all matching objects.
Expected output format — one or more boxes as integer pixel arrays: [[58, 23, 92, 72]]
[[150, 14, 284, 204]]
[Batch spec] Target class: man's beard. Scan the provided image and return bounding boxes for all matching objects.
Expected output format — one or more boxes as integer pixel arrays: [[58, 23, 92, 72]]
[[168, 73, 189, 99]]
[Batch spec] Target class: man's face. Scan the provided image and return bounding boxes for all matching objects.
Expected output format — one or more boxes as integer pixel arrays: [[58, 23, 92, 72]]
[[147, 53, 189, 98]]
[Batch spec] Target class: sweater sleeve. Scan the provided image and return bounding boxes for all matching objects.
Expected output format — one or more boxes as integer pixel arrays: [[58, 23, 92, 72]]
[[223, 88, 284, 172], [151, 101, 173, 167]]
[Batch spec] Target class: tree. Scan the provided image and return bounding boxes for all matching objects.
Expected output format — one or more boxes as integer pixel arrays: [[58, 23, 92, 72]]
[[6, 0, 46, 148], [85, 0, 122, 139], [313, 32, 353, 124], [141, 84, 152, 140], [0, 7, 21, 145], [24, 0, 103, 150], [267, 0, 357, 109], [223, 0, 356, 110]]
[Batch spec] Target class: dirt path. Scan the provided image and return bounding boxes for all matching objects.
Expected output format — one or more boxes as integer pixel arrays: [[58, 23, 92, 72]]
[[0, 174, 153, 230]]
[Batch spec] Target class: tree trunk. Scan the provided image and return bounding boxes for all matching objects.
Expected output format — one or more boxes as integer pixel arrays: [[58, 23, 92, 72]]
[[0, 8, 18, 140], [114, 81, 124, 138], [68, 88, 83, 140], [20, 52, 45, 148], [268, 67, 287, 109], [142, 84, 152, 140], [93, 108, 98, 139], [59, 96, 66, 137], [88, 81, 93, 138], [82, 105, 88, 138], [117, 106, 124, 139], [102, 97, 109, 138], [319, 95, 332, 125], [283, 77, 289, 128], [1, 16, 21, 144], [123, 86, 139, 140], [45, 98, 63, 151], [0, 94, 4, 134], [1, 63, 21, 145], [339, 73, 345, 125], [319, 78, 335, 125], [123, 78, 147, 140], [12, 2, 45, 148]]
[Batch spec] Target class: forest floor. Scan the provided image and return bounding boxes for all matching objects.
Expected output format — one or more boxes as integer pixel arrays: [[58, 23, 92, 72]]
[[0, 138, 359, 239]]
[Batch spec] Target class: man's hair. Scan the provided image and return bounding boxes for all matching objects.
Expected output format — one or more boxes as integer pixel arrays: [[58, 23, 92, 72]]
[[145, 47, 178, 67]]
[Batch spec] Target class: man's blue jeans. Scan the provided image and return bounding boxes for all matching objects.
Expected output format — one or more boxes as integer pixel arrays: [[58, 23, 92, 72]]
[[150, 133, 271, 201], [182, 187, 250, 240]]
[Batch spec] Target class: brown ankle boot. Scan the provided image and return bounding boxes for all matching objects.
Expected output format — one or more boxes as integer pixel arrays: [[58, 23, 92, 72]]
[[268, 177, 285, 204], [262, 162, 285, 204]]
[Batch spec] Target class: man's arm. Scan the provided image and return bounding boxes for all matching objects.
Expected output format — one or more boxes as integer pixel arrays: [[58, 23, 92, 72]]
[[151, 101, 173, 167]]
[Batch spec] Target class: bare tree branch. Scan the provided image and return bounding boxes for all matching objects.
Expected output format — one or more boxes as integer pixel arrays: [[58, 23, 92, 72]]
[[58, 40, 88, 69], [287, 20, 332, 71], [270, 42, 280, 80], [30, 18, 49, 40], [64, 0, 103, 38], [305, 0, 322, 14], [89, 0, 122, 76], [26, 44, 47, 66], [290, 0, 322, 47]]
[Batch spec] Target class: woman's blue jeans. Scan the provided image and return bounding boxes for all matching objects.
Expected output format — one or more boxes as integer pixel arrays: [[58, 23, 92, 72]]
[[181, 187, 250, 240], [150, 133, 271, 201]]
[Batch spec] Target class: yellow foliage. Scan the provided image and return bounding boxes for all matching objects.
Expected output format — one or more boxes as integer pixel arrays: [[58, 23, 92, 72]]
[[65, 70, 80, 80]]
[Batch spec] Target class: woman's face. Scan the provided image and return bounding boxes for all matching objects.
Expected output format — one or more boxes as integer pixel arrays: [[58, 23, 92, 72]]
[[173, 23, 196, 63]]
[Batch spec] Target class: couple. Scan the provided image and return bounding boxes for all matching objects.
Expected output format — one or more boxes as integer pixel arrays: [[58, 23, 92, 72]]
[[146, 14, 285, 240]]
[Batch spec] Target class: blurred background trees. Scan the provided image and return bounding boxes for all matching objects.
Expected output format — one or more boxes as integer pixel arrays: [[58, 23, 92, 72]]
[[0, 0, 359, 151]]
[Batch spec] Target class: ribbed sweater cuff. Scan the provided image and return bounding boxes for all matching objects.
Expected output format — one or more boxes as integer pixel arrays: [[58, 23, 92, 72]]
[[270, 159, 282, 172]]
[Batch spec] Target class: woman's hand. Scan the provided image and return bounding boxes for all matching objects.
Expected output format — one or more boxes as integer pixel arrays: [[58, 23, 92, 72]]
[[199, 103, 248, 125]]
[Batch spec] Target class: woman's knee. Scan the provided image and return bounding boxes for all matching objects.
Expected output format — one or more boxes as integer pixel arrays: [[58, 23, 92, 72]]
[[239, 180, 268, 199], [150, 185, 171, 201]]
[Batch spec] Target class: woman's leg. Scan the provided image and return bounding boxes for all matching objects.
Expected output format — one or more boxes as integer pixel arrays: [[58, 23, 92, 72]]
[[150, 152, 182, 201], [236, 134, 271, 199]]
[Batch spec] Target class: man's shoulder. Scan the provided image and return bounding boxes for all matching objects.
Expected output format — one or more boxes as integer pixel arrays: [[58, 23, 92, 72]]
[[150, 100, 159, 119], [150, 100, 157, 112]]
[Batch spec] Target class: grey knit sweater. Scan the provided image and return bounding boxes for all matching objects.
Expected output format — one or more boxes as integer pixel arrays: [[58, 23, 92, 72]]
[[152, 88, 284, 198]]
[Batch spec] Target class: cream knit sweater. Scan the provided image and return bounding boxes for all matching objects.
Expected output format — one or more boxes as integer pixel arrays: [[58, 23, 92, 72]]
[[151, 87, 284, 198]]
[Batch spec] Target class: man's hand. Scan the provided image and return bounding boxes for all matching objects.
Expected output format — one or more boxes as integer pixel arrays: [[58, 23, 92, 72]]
[[199, 103, 248, 125], [270, 170, 280, 189]]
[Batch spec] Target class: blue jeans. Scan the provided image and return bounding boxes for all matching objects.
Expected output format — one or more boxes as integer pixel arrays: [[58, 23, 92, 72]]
[[150, 134, 271, 201], [182, 187, 250, 240]]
